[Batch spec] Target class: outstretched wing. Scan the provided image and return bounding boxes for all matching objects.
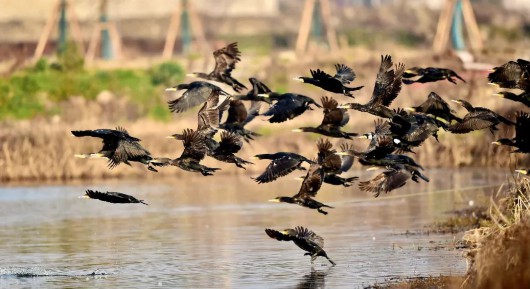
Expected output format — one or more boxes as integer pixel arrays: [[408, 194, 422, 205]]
[[216, 131, 243, 155], [333, 64, 356, 84], [368, 55, 404, 107], [254, 155, 304, 184], [212, 42, 241, 77], [168, 82, 224, 113], [292, 226, 325, 249], [179, 129, 207, 161], [310, 69, 334, 81], [109, 139, 151, 169], [294, 162, 324, 198]]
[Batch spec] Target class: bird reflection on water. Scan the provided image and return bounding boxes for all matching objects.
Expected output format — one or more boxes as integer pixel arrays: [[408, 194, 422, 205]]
[[293, 267, 333, 289]]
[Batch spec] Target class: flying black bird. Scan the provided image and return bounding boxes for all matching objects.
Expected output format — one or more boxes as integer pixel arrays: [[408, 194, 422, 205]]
[[81, 189, 148, 205], [265, 226, 336, 265], [253, 152, 315, 184], [269, 162, 333, 215], [339, 55, 404, 118], [488, 59, 530, 90], [220, 99, 261, 142], [72, 127, 157, 171], [492, 111, 530, 153], [293, 96, 357, 139], [261, 93, 322, 123], [390, 109, 444, 145], [233, 77, 273, 104], [295, 64, 363, 97], [448, 99, 515, 134], [151, 129, 220, 176], [406, 92, 462, 123], [186, 42, 247, 92], [316, 139, 358, 187], [493, 91, 530, 108], [403, 67, 465, 84], [209, 131, 253, 169], [359, 164, 427, 198], [166, 81, 230, 113]]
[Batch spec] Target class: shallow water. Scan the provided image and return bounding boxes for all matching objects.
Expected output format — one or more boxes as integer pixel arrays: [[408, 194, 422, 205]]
[[0, 169, 510, 288]]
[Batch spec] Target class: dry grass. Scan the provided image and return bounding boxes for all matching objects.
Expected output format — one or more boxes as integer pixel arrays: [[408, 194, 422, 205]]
[[366, 276, 463, 289]]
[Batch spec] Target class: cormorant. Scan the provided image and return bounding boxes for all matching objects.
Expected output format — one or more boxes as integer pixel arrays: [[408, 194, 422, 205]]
[[253, 152, 315, 184], [488, 59, 530, 90], [151, 129, 220, 176], [406, 92, 462, 123], [81, 189, 147, 205], [186, 42, 247, 92], [269, 162, 333, 215], [220, 99, 261, 142], [261, 93, 322, 123], [359, 164, 427, 197], [209, 131, 253, 169], [448, 99, 515, 134], [233, 77, 273, 104], [493, 91, 530, 108], [265, 226, 336, 265], [390, 109, 443, 144], [166, 81, 230, 113], [492, 111, 530, 153], [72, 127, 156, 171], [402, 67, 465, 84], [293, 96, 357, 139], [295, 64, 363, 97], [316, 139, 358, 187], [339, 55, 404, 118]]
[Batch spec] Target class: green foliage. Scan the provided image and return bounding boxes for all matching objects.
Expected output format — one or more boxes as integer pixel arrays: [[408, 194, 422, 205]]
[[149, 62, 185, 87], [0, 58, 185, 121]]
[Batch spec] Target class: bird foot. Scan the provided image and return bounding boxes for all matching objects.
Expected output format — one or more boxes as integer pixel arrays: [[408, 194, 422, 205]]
[[318, 208, 328, 215]]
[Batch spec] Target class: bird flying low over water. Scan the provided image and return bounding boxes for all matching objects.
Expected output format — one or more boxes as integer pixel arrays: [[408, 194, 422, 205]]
[[406, 92, 462, 123], [186, 42, 247, 92], [81, 190, 147, 205], [339, 55, 404, 118], [269, 162, 333, 215], [72, 127, 158, 171], [295, 64, 363, 97], [265, 226, 336, 265], [358, 163, 427, 198], [293, 96, 358, 139], [166, 81, 230, 113], [316, 139, 358, 187], [253, 152, 315, 184], [492, 111, 530, 153], [261, 93, 322, 123], [447, 99, 515, 134]]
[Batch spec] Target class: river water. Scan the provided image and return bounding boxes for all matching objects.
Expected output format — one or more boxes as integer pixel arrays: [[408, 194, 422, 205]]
[[0, 169, 509, 288]]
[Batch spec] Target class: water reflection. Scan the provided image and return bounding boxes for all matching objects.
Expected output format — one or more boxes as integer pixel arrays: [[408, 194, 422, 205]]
[[0, 169, 510, 288]]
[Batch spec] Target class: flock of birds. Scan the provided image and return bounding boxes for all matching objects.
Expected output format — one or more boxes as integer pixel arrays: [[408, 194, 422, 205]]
[[72, 42, 530, 265]]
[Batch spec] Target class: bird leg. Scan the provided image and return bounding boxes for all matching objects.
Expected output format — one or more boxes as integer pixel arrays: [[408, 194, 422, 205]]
[[317, 208, 328, 215], [310, 255, 317, 264]]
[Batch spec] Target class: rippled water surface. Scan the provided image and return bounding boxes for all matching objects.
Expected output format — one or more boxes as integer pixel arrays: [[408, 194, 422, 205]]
[[0, 169, 510, 288]]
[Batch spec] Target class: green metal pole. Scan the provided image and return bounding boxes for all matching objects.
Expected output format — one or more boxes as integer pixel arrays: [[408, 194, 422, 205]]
[[100, 0, 114, 60], [311, 0, 323, 43], [58, 0, 68, 54], [451, 0, 466, 51], [181, 0, 191, 53]]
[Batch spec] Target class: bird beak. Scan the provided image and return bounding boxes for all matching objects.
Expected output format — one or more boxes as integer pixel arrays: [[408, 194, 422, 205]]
[[166, 135, 177, 139], [434, 116, 449, 124], [292, 129, 303, 132], [450, 100, 462, 104], [491, 141, 501, 145], [492, 93, 502, 97], [186, 73, 196, 77], [268, 199, 280, 202], [515, 169, 528, 175], [74, 154, 87, 158], [292, 77, 304, 82], [257, 93, 270, 98], [280, 230, 289, 235], [250, 156, 259, 160], [356, 135, 368, 139], [79, 195, 90, 199], [404, 69, 414, 73], [366, 166, 380, 171], [487, 82, 499, 87], [335, 152, 351, 156], [337, 104, 350, 109], [165, 87, 177, 92], [293, 176, 304, 181], [487, 68, 496, 72], [404, 107, 415, 112]]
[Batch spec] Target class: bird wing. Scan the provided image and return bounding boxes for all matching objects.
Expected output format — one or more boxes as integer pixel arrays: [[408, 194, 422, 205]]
[[333, 64, 356, 84], [368, 55, 404, 107], [216, 131, 243, 155], [292, 226, 325, 249], [339, 143, 355, 172], [212, 42, 241, 77], [321, 96, 345, 127], [242, 101, 261, 126], [255, 155, 303, 183], [265, 228, 296, 242], [448, 111, 499, 133], [249, 77, 272, 94], [310, 69, 334, 81], [108, 139, 151, 169], [225, 100, 248, 124], [515, 111, 530, 148], [179, 129, 207, 161], [168, 82, 217, 113], [294, 163, 323, 198], [359, 168, 410, 197]]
